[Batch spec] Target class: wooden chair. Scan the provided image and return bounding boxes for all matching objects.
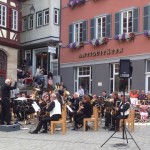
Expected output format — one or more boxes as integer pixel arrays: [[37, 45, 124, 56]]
[[83, 106, 99, 131], [50, 105, 67, 134], [120, 109, 135, 132]]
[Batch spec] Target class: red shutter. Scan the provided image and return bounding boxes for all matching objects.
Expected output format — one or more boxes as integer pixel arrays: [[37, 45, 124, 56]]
[[18, 11, 22, 32], [8, 7, 12, 29]]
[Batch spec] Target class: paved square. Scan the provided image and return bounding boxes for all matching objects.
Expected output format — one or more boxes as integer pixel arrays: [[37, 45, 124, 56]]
[[0, 123, 148, 150]]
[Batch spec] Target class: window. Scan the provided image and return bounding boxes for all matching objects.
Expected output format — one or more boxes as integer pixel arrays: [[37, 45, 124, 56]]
[[74, 66, 91, 94], [54, 8, 59, 25], [28, 15, 33, 29], [96, 16, 106, 38], [115, 8, 139, 36], [69, 21, 87, 44], [12, 9, 18, 31], [121, 10, 133, 33], [44, 9, 49, 25], [0, 4, 6, 27], [22, 17, 27, 31], [36, 11, 42, 27], [110, 63, 132, 94], [74, 22, 83, 42]]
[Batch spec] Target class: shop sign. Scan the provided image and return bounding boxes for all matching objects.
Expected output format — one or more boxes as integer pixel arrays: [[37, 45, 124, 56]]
[[79, 48, 123, 58]]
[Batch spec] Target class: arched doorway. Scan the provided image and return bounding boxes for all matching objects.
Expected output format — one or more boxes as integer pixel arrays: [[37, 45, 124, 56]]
[[0, 50, 7, 87]]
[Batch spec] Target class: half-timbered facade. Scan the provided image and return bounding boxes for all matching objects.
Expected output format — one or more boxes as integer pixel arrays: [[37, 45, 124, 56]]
[[0, 0, 21, 86]]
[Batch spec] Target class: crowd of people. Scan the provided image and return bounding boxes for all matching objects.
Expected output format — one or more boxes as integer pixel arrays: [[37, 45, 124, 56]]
[[1, 77, 150, 134]]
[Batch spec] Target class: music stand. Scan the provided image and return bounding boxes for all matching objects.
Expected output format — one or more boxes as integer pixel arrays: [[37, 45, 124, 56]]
[[101, 77, 141, 150], [14, 97, 28, 126]]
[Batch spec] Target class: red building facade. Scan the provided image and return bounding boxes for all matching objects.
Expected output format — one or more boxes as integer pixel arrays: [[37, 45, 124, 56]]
[[0, 0, 21, 85], [60, 0, 150, 95]]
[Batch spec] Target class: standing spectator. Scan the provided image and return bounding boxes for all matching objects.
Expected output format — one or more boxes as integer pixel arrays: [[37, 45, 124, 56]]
[[78, 85, 84, 97], [138, 90, 147, 100]]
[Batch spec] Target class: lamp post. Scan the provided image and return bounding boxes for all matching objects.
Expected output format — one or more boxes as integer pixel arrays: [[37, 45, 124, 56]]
[[58, 41, 62, 76]]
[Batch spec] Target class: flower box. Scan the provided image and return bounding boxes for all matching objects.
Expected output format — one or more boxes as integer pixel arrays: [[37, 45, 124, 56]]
[[68, 42, 84, 49], [68, 0, 85, 8], [90, 37, 109, 46], [115, 32, 135, 42], [144, 31, 150, 39]]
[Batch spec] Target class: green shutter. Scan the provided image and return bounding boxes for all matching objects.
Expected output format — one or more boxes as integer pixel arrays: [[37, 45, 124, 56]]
[[69, 24, 73, 43], [133, 8, 139, 33], [82, 20, 87, 42], [106, 14, 112, 38], [143, 5, 150, 31], [115, 12, 121, 35], [90, 18, 95, 40]]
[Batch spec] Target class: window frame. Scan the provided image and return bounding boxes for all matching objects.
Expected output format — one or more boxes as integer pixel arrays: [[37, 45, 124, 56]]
[[36, 11, 43, 27], [95, 16, 106, 38], [121, 9, 133, 34], [22, 16, 27, 31], [110, 63, 132, 94], [28, 15, 33, 30], [73, 22, 83, 43], [12, 9, 18, 31], [43, 8, 49, 25], [0, 4, 7, 27], [54, 8, 59, 25]]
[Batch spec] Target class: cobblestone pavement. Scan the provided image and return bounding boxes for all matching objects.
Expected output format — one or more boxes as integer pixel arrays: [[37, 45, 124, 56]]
[[0, 122, 149, 150]]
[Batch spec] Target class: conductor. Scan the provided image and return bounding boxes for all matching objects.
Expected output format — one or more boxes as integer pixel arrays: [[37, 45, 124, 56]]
[[1, 79, 17, 125]]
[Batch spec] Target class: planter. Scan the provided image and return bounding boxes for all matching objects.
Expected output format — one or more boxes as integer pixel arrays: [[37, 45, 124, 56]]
[[115, 32, 135, 42], [68, 42, 84, 49], [68, 0, 85, 8], [90, 37, 108, 46]]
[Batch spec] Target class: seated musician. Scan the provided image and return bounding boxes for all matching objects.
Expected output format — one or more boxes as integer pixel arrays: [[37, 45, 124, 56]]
[[104, 91, 121, 129], [30, 93, 61, 134], [72, 95, 93, 131], [109, 95, 130, 131], [68, 92, 81, 123]]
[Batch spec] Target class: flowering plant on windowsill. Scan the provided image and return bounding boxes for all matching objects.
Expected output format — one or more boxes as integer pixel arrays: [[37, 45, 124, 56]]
[[67, 42, 84, 49], [90, 37, 109, 46], [68, 0, 85, 8], [144, 31, 150, 39], [114, 32, 135, 42]]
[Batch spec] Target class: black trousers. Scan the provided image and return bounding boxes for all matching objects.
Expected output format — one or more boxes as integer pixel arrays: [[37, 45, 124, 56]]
[[74, 113, 88, 128], [1, 98, 11, 125], [35, 114, 61, 132], [112, 114, 128, 129]]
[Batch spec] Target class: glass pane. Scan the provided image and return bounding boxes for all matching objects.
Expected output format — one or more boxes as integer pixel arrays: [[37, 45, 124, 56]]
[[79, 77, 89, 95], [110, 64, 113, 78], [110, 79, 113, 93], [115, 64, 119, 73]]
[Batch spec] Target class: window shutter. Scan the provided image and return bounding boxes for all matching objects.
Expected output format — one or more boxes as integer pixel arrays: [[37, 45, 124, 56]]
[[82, 20, 87, 42], [106, 14, 112, 38], [90, 18, 95, 40], [8, 7, 12, 29], [115, 12, 121, 35], [69, 24, 73, 43], [143, 5, 149, 31], [133, 8, 139, 33]]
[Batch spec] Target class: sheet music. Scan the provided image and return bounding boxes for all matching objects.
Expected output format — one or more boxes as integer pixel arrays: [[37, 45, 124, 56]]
[[32, 102, 40, 112], [66, 105, 74, 112], [14, 97, 27, 101]]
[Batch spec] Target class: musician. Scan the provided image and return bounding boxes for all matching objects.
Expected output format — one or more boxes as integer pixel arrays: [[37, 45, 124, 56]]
[[72, 95, 93, 131], [30, 93, 61, 134], [1, 79, 17, 125], [104, 92, 121, 129], [101, 90, 110, 100], [110, 95, 130, 131], [68, 92, 81, 123]]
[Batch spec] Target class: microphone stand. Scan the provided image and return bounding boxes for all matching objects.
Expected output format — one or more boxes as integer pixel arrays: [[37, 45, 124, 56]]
[[101, 77, 141, 150]]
